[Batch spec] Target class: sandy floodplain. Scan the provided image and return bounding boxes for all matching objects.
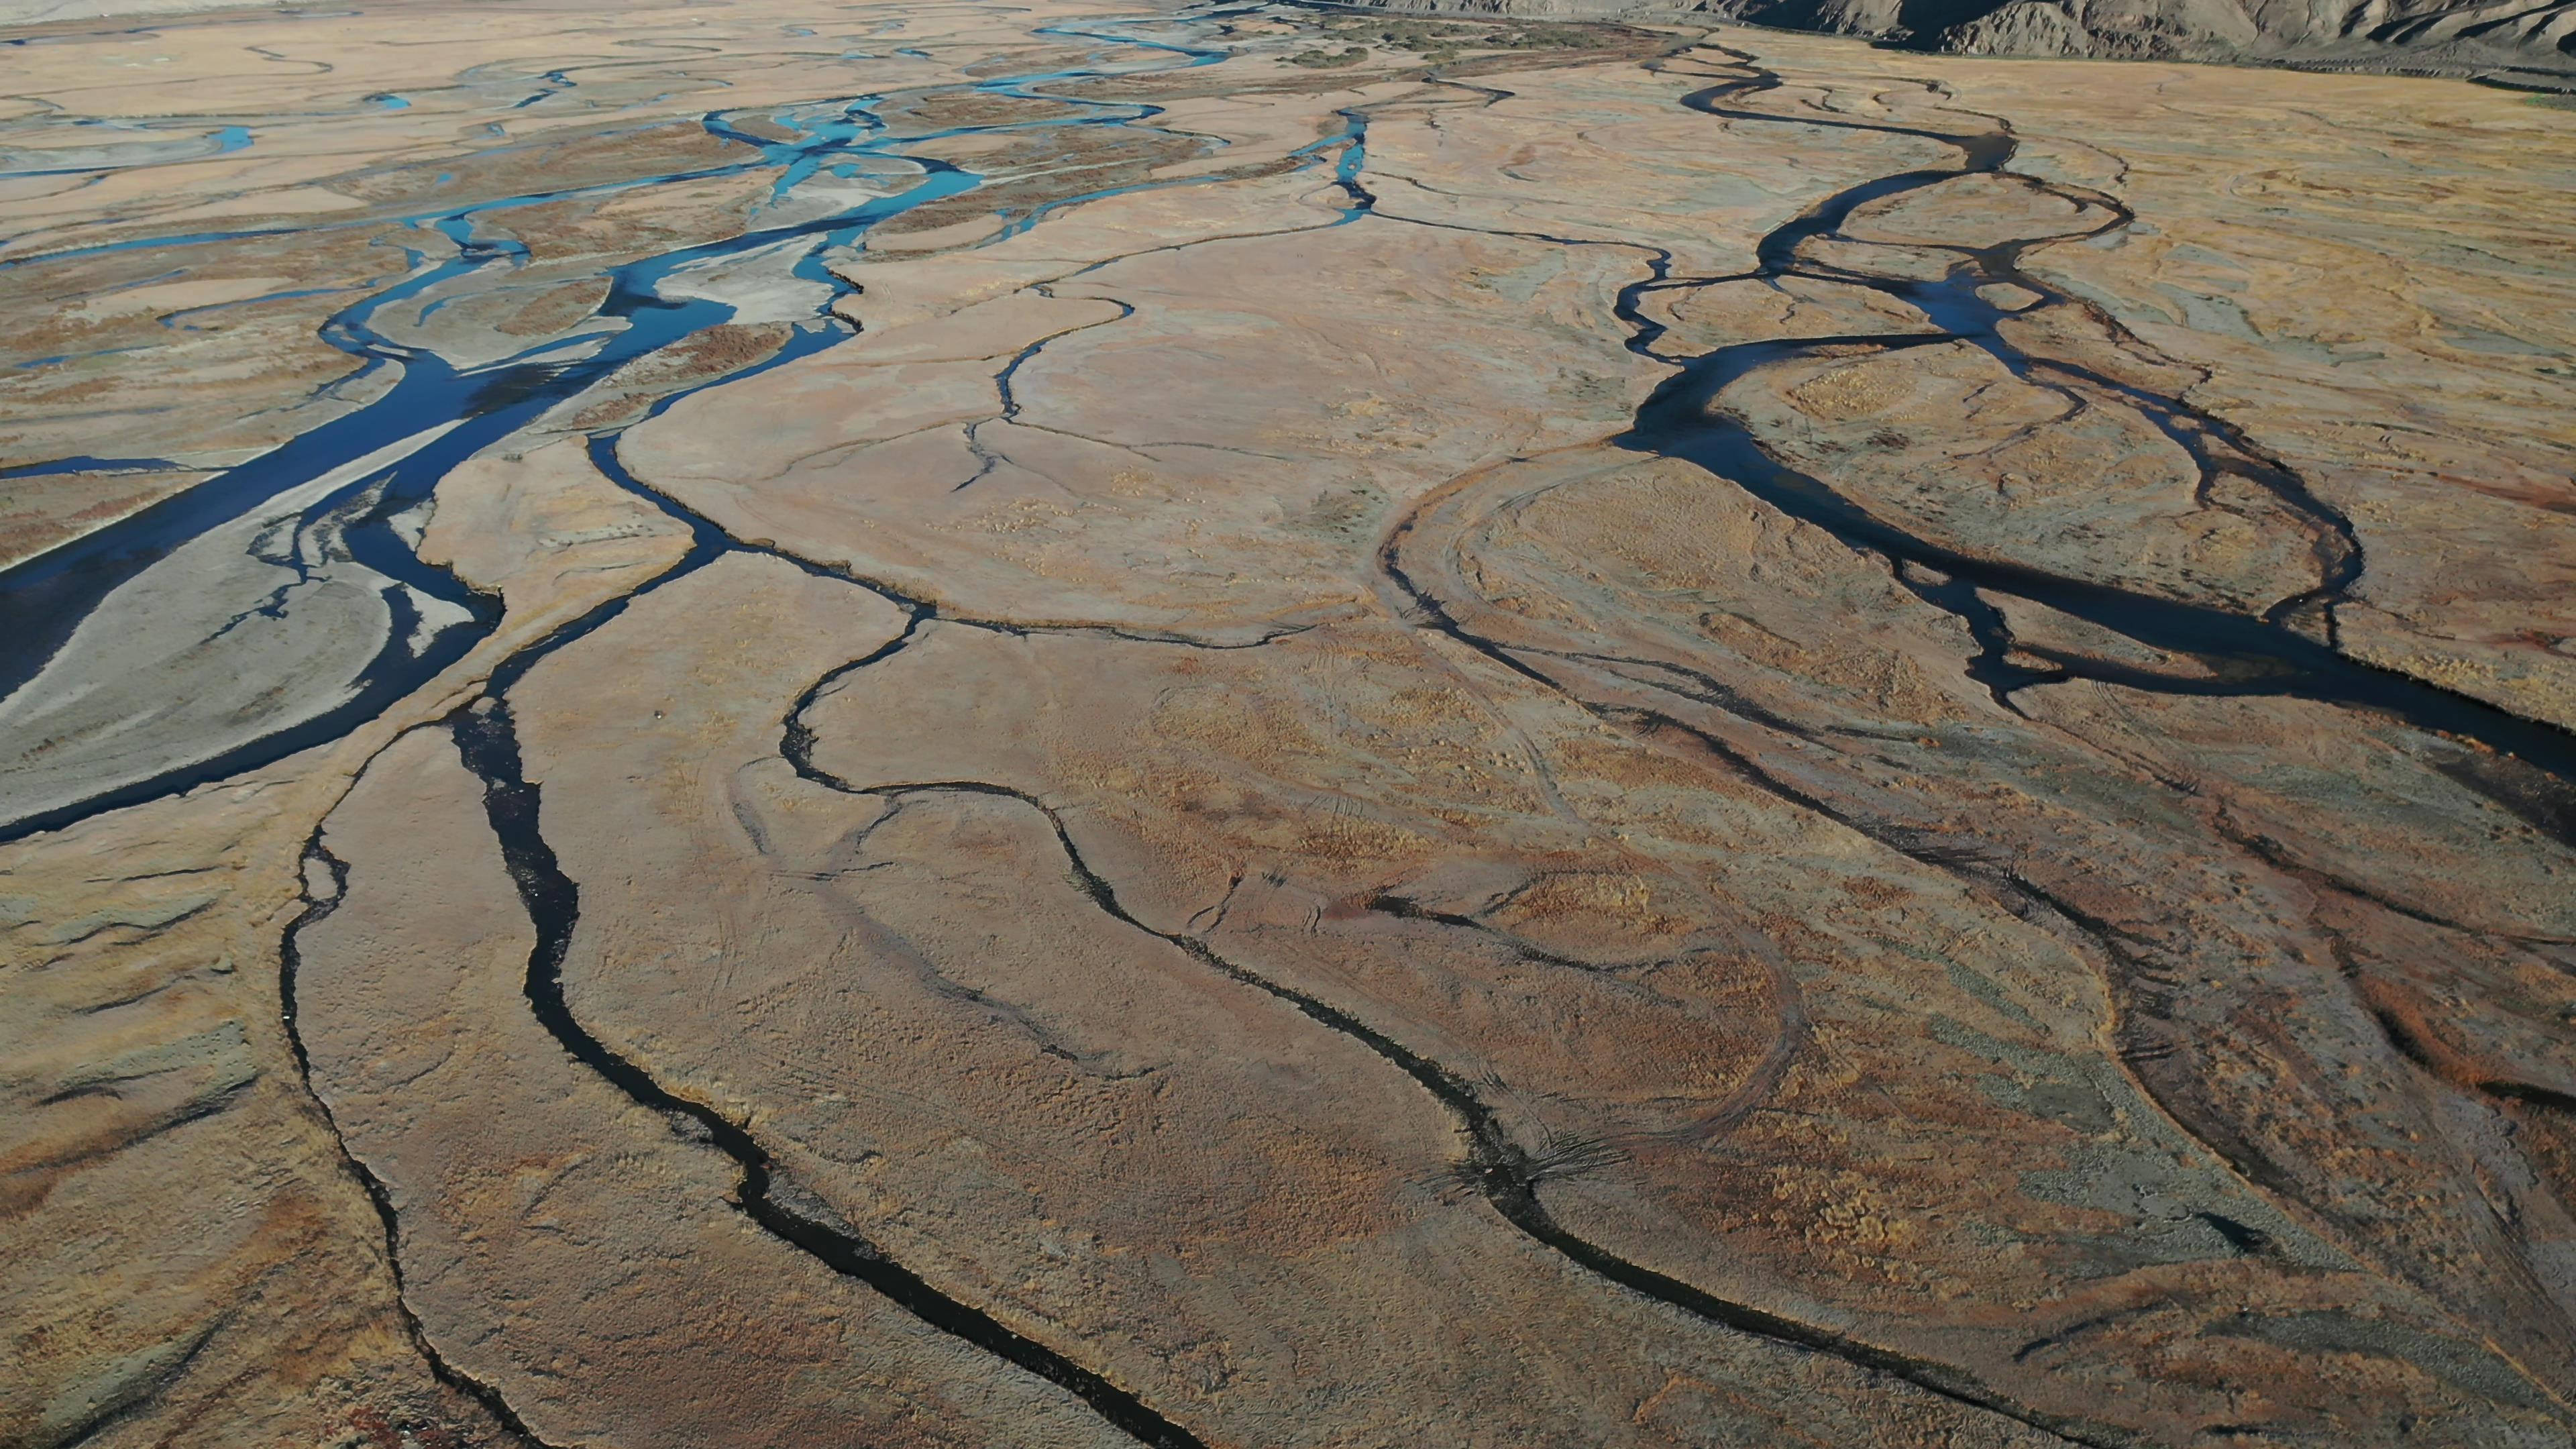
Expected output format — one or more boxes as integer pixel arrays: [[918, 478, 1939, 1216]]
[[2, 1, 2573, 1446]]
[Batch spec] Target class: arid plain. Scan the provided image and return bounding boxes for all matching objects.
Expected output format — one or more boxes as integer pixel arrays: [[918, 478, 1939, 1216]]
[[3, 1, 2573, 1446]]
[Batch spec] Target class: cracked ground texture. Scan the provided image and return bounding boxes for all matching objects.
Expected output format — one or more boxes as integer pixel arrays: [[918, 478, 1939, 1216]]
[[1, 1, 2573, 1446]]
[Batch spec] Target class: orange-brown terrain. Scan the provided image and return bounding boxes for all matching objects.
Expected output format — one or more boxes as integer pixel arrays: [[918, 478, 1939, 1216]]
[[2, 1, 2572, 1446]]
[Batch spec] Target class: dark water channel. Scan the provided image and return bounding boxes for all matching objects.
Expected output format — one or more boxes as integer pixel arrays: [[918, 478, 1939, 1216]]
[[0, 11, 1260, 843], [1611, 56, 2576, 835]]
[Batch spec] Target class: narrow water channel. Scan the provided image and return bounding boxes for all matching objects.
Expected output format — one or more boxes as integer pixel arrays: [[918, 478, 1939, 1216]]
[[0, 9, 1263, 842]]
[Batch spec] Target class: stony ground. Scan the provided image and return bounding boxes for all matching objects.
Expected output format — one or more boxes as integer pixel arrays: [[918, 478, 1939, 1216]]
[[3, 3, 2573, 1446]]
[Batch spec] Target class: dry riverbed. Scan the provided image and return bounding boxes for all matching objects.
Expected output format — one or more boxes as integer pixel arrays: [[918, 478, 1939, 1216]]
[[2, 2, 2573, 1446]]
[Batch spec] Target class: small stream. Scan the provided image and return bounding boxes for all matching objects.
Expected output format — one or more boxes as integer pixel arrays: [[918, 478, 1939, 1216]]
[[1615, 55, 2576, 833], [0, 11, 1266, 842], [25, 15, 2569, 1442]]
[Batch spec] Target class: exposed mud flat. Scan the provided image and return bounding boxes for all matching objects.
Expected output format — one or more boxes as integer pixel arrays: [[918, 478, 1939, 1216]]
[[2, 2, 2573, 1446]]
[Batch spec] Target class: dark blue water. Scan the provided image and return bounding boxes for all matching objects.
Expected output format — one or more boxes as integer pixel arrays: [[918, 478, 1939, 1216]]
[[1601, 57, 2576, 835], [0, 8, 1328, 843]]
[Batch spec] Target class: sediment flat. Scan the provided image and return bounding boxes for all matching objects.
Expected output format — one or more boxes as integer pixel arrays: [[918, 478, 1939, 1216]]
[[2, 3, 2571, 1446]]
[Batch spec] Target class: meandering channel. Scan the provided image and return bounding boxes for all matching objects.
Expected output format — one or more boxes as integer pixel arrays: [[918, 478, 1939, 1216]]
[[253, 11, 1340, 1446], [0, 10, 1242, 843], [26, 6, 2576, 1442], [1373, 38, 2576, 1415]]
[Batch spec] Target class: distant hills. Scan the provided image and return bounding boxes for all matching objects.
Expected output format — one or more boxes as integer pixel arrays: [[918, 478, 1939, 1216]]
[[5, 0, 2569, 94], [1340, 0, 2576, 85]]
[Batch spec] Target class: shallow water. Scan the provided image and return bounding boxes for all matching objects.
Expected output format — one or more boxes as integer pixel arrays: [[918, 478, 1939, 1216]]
[[0, 9, 1288, 841]]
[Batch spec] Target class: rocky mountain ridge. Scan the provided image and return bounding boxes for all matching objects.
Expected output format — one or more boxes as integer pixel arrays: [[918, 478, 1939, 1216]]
[[1338, 0, 2576, 84]]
